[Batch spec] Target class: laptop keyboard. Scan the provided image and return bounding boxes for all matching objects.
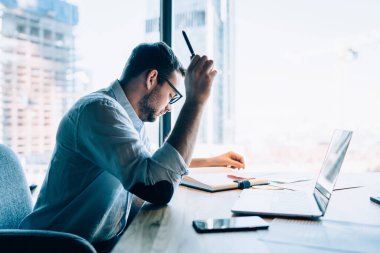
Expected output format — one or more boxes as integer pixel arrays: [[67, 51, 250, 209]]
[[270, 191, 314, 211], [239, 190, 318, 214]]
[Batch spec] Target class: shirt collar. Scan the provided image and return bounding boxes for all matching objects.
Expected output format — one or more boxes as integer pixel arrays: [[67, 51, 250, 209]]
[[109, 79, 144, 132]]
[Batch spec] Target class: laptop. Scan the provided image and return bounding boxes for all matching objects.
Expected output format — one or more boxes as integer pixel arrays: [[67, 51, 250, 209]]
[[231, 129, 353, 218]]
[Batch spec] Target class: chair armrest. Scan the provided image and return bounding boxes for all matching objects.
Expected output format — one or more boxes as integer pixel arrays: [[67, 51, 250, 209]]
[[0, 229, 96, 253]]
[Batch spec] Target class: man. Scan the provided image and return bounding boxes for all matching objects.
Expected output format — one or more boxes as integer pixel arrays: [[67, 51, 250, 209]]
[[19, 42, 244, 251]]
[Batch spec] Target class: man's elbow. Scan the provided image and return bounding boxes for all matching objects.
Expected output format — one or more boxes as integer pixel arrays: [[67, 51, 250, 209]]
[[129, 180, 174, 205]]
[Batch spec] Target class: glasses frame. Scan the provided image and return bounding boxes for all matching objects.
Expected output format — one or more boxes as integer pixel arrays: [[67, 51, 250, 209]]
[[158, 75, 183, 104]]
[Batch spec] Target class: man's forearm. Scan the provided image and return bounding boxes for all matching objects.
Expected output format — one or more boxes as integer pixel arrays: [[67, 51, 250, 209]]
[[168, 54, 216, 165], [189, 158, 210, 167], [167, 101, 204, 165]]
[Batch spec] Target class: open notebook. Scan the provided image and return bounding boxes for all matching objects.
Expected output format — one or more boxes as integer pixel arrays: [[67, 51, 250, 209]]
[[180, 167, 268, 192]]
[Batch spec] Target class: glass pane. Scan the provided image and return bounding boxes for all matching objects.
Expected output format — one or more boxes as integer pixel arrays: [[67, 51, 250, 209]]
[[235, 0, 380, 172], [0, 0, 160, 186]]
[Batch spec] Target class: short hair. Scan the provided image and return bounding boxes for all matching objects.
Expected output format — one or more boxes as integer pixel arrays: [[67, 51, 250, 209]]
[[120, 42, 185, 85]]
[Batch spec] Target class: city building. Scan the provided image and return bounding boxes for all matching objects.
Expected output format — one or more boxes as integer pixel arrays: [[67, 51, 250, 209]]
[[145, 0, 236, 145], [0, 0, 87, 180]]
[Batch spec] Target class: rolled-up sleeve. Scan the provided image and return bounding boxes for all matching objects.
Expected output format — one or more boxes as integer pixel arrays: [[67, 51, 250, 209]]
[[76, 98, 188, 204]]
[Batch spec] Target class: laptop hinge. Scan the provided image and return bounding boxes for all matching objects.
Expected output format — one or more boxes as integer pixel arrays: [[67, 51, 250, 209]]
[[313, 187, 328, 214]]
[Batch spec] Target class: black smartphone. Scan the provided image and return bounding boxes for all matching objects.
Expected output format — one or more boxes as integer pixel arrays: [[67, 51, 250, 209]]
[[192, 216, 269, 233]]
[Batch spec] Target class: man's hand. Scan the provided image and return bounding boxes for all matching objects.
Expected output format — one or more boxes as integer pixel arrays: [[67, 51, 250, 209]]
[[209, 151, 245, 169], [190, 151, 246, 169], [184, 55, 218, 105]]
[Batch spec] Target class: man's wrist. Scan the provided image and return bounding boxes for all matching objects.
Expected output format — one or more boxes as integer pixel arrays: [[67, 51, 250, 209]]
[[183, 99, 206, 109]]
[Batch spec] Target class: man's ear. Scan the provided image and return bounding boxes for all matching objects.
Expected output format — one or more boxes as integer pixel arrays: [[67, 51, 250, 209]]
[[145, 69, 158, 91]]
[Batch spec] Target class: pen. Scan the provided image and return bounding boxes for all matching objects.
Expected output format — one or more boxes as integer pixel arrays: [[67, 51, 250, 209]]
[[235, 179, 269, 189], [182, 30, 195, 58], [182, 30, 221, 73]]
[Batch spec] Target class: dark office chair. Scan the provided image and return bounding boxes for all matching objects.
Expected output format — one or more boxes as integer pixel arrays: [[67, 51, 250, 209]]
[[0, 144, 96, 253]]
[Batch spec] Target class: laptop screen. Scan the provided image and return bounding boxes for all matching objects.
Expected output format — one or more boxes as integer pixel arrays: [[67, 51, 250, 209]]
[[314, 130, 353, 213]]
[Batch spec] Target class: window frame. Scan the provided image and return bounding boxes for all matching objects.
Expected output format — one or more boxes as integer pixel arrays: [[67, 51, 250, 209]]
[[159, 0, 172, 146]]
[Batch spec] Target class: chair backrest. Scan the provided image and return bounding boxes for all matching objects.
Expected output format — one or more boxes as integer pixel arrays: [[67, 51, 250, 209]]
[[0, 229, 97, 253], [0, 144, 33, 229]]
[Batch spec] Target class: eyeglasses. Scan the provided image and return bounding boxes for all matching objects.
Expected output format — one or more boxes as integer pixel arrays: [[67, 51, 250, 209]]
[[158, 76, 183, 104]]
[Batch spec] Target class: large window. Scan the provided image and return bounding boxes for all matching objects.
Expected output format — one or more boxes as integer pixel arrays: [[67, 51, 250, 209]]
[[1, 0, 379, 189]]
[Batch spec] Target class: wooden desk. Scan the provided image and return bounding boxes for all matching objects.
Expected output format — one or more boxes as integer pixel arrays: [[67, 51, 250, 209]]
[[113, 173, 380, 253]]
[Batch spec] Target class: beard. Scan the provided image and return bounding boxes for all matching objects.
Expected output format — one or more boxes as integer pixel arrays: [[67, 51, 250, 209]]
[[138, 88, 162, 122]]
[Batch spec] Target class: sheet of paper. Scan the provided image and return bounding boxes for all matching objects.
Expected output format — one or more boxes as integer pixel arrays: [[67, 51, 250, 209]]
[[251, 185, 290, 191], [260, 218, 380, 253], [264, 174, 313, 184], [335, 175, 365, 190]]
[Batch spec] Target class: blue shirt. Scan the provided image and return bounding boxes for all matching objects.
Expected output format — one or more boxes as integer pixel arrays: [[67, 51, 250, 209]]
[[19, 80, 188, 242]]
